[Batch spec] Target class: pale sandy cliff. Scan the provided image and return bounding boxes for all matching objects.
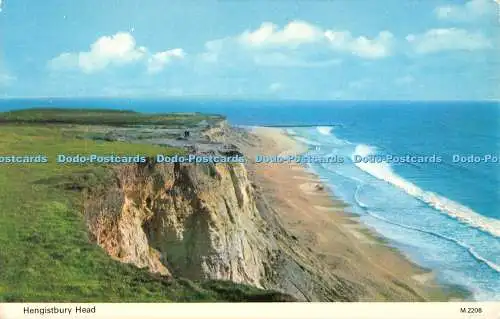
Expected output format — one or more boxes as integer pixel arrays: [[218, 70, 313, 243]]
[[82, 122, 447, 301]]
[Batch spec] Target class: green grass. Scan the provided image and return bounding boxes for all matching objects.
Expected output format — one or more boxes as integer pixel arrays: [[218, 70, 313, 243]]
[[0, 123, 293, 302], [0, 108, 224, 127]]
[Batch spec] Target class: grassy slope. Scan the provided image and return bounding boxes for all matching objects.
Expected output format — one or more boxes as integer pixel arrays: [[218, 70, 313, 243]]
[[0, 108, 224, 127], [0, 110, 293, 302]]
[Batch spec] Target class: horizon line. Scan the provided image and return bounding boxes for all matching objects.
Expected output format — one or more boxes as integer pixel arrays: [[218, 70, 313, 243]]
[[0, 96, 499, 103]]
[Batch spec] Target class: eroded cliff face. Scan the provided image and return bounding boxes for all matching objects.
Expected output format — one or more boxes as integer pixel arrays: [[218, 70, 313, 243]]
[[83, 140, 431, 302], [202, 120, 231, 142], [85, 161, 272, 287]]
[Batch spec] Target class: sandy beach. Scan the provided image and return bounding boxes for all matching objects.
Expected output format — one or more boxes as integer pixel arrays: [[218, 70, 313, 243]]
[[241, 126, 454, 301]]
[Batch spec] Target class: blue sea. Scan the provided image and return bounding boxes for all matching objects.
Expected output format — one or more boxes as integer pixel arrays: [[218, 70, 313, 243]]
[[1, 98, 499, 300]]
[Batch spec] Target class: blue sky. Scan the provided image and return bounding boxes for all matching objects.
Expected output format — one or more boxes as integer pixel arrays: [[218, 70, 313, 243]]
[[0, 0, 498, 100]]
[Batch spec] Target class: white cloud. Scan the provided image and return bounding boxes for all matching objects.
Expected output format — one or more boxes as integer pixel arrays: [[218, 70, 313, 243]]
[[49, 53, 78, 71], [238, 21, 394, 59], [147, 48, 185, 74], [49, 32, 183, 74], [406, 28, 492, 54], [325, 30, 394, 59], [0, 73, 16, 86], [252, 52, 342, 67], [0, 0, 3, 13], [201, 20, 395, 67], [50, 33, 146, 73], [239, 21, 324, 47], [435, 0, 496, 22], [269, 82, 284, 92]]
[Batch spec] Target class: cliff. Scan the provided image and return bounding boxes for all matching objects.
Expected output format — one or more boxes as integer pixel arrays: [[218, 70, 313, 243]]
[[83, 123, 434, 301], [85, 161, 272, 287], [84, 160, 344, 300]]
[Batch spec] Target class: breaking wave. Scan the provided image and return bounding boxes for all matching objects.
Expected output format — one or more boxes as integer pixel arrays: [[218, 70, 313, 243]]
[[317, 126, 333, 135], [366, 212, 500, 273], [352, 144, 500, 238]]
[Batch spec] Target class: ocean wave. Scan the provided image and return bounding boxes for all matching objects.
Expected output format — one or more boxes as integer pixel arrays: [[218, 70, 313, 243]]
[[317, 126, 333, 135], [293, 136, 322, 146], [354, 184, 370, 209], [352, 144, 500, 238], [315, 126, 352, 146], [366, 211, 500, 274]]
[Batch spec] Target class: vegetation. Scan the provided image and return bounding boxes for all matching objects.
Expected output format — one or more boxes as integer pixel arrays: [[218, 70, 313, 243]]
[[0, 108, 224, 127], [0, 109, 292, 302]]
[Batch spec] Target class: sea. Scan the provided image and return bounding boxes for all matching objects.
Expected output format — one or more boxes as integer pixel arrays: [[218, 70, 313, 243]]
[[0, 98, 499, 300]]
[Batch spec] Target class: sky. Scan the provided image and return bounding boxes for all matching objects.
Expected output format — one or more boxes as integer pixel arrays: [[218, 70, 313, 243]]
[[0, 0, 498, 100]]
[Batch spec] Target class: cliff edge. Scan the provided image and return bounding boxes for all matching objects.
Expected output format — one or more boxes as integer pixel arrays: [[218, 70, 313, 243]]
[[85, 161, 271, 287], [83, 121, 439, 301]]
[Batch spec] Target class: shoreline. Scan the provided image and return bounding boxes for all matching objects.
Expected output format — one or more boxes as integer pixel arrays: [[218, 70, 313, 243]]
[[242, 126, 469, 301]]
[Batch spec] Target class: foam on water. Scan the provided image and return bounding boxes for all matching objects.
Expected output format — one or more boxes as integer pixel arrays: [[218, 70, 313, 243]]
[[293, 136, 322, 146], [288, 126, 500, 299], [317, 126, 333, 135], [365, 211, 500, 273], [352, 144, 500, 238]]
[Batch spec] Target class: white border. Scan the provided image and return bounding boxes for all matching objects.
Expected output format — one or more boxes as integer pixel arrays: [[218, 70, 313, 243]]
[[1, 302, 499, 319]]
